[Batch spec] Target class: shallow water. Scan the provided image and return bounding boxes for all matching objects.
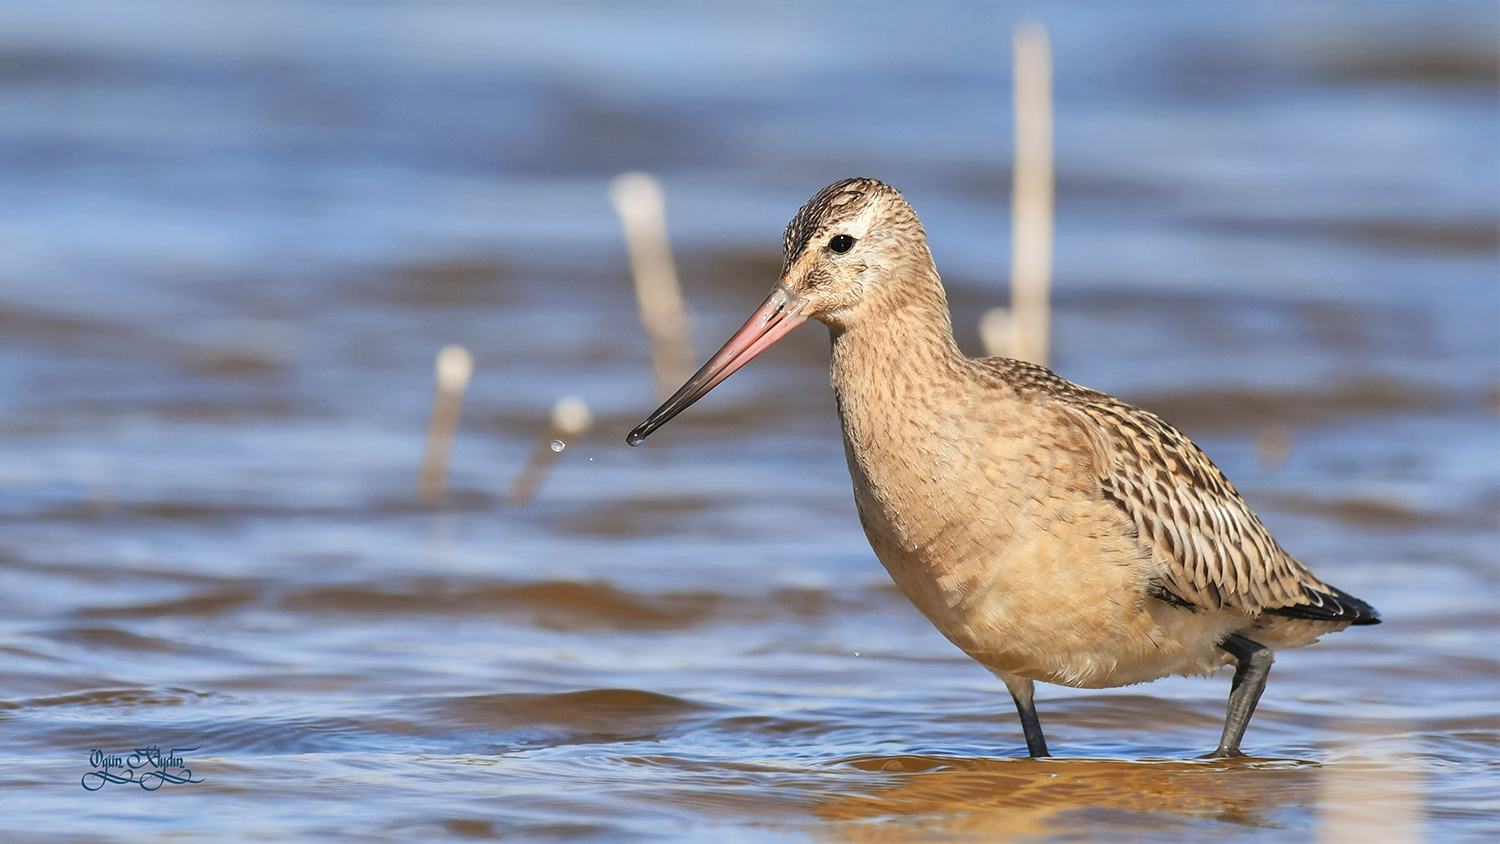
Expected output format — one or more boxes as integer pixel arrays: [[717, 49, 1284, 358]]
[[0, 1, 1497, 841]]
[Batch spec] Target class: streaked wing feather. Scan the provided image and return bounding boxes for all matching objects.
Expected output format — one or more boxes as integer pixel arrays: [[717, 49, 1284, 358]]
[[971, 357, 1377, 625], [1059, 397, 1365, 621]]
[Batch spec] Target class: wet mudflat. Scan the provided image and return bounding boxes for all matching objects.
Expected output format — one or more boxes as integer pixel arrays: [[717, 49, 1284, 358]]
[[0, 2, 1495, 841]]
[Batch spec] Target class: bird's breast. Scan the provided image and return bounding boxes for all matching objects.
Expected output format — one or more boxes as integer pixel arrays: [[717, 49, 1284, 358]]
[[836, 390, 1047, 607], [834, 378, 1160, 677]]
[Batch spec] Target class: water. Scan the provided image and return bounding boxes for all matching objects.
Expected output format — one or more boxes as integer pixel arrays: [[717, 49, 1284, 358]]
[[1, 1, 1496, 841]]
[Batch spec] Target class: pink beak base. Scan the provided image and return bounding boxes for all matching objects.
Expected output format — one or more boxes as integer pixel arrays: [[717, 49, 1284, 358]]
[[627, 286, 808, 446]]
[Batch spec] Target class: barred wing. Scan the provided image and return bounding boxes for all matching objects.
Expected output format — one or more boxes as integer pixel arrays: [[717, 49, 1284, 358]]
[[1063, 398, 1378, 624]]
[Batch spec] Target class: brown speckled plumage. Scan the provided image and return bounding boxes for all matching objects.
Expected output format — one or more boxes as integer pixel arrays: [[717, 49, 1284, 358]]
[[983, 356, 1377, 624], [630, 177, 1379, 757], [781, 178, 886, 275]]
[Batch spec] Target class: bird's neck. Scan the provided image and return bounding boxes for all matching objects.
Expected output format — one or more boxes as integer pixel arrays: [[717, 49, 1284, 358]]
[[825, 266, 981, 582], [826, 265, 974, 516], [827, 265, 966, 403]]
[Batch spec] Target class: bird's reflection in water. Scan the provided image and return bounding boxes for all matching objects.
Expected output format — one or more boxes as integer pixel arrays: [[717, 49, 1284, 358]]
[[816, 755, 1320, 840]]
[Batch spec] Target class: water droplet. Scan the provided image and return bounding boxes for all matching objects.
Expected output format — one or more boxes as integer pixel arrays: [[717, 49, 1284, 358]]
[[626, 433, 645, 447], [550, 440, 566, 453]]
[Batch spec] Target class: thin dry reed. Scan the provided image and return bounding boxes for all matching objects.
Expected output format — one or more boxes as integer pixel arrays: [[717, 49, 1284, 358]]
[[611, 172, 694, 399]]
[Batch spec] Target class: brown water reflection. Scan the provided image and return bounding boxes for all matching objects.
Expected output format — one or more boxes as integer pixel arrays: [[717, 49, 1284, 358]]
[[435, 688, 713, 738], [821, 756, 1317, 841]]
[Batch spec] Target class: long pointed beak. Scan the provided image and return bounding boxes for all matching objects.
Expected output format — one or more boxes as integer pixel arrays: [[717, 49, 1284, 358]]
[[627, 285, 808, 446]]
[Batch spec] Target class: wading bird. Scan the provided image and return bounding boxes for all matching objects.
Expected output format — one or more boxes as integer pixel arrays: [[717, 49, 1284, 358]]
[[627, 178, 1379, 757]]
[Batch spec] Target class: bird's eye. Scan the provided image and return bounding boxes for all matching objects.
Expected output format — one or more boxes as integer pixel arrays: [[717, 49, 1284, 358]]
[[829, 234, 855, 254]]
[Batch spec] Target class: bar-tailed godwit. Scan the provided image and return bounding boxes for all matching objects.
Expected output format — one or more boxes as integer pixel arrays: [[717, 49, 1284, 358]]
[[628, 178, 1379, 757]]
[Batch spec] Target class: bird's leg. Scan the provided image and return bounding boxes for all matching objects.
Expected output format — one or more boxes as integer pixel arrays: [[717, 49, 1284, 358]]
[[1002, 675, 1050, 757], [1212, 633, 1274, 758]]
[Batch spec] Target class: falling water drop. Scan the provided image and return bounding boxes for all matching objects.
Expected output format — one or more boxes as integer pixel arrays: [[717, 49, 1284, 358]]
[[550, 440, 566, 453]]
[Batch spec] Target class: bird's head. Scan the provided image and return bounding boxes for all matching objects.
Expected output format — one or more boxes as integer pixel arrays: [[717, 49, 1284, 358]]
[[777, 178, 929, 330], [628, 178, 929, 446]]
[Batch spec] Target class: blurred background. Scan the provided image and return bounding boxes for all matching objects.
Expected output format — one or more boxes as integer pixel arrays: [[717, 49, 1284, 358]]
[[0, 1, 1495, 841]]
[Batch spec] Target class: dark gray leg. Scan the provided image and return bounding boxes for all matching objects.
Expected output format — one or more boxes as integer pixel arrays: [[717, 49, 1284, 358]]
[[1212, 633, 1274, 758], [1003, 676, 1050, 757]]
